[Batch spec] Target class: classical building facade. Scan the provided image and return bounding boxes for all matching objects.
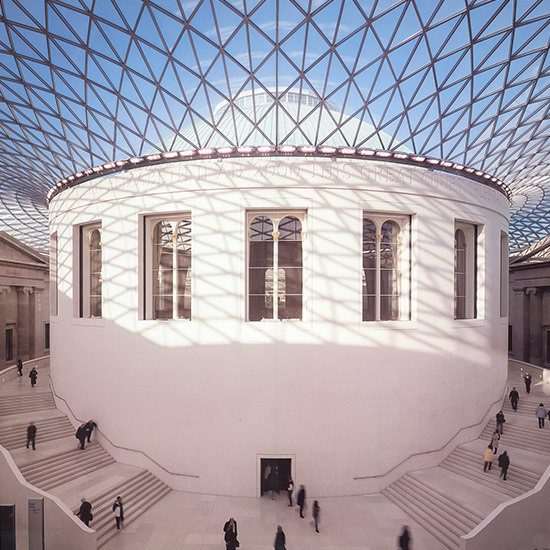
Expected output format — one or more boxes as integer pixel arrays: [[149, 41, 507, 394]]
[[509, 236, 550, 368], [0, 231, 49, 369]]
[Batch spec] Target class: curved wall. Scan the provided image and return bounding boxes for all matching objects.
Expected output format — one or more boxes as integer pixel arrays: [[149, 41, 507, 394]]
[[48, 156, 510, 496]]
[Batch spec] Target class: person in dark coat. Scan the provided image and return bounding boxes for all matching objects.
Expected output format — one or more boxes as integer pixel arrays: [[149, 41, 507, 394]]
[[509, 387, 519, 411], [29, 366, 37, 387], [398, 525, 411, 550], [76, 498, 93, 526], [112, 496, 124, 529], [312, 500, 320, 532], [297, 485, 306, 518], [223, 517, 238, 550], [524, 372, 532, 393], [496, 410, 505, 435], [274, 525, 286, 550], [26, 422, 36, 450], [76, 424, 87, 449], [84, 420, 97, 443], [498, 451, 510, 480], [17, 359, 23, 376]]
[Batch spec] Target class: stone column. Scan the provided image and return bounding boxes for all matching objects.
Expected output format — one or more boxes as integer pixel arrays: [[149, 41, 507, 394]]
[[16, 286, 33, 361], [526, 287, 543, 365], [0, 286, 10, 368]]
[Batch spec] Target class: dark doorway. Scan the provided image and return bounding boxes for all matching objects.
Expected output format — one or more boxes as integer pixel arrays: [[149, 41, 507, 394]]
[[260, 458, 292, 498], [0, 505, 16, 550]]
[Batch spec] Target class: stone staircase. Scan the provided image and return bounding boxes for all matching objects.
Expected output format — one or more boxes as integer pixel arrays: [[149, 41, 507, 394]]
[[0, 382, 171, 548], [383, 391, 550, 550]]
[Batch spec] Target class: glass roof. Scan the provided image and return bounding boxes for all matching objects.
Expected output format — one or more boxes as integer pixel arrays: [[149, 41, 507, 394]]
[[0, 0, 549, 254]]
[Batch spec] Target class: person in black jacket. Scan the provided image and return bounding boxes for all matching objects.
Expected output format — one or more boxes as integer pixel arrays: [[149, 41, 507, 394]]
[[496, 410, 505, 435], [274, 525, 286, 550], [17, 359, 23, 376], [223, 517, 238, 550], [84, 420, 97, 443], [29, 366, 37, 387], [26, 422, 36, 450], [498, 451, 510, 480], [76, 498, 93, 526], [76, 424, 87, 449], [297, 485, 306, 518], [509, 387, 519, 411], [398, 525, 411, 550]]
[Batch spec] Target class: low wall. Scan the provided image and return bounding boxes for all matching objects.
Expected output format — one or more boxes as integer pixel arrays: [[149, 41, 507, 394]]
[[0, 445, 96, 550]]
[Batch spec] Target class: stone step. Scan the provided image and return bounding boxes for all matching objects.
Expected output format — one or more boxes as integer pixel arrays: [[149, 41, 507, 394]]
[[0, 393, 55, 416], [0, 416, 74, 450], [480, 424, 550, 455]]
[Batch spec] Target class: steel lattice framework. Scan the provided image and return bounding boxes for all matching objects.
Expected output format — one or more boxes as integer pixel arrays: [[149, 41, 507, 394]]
[[0, 0, 549, 254]]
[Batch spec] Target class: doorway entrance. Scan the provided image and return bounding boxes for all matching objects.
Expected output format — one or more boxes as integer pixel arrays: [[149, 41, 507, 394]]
[[259, 457, 292, 498]]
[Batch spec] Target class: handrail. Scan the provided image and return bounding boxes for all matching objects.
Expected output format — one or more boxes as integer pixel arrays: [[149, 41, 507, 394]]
[[48, 377, 199, 479], [354, 385, 507, 480]]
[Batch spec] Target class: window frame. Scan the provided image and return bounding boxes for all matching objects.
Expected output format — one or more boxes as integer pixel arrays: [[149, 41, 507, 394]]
[[362, 212, 411, 322], [78, 222, 102, 318], [454, 220, 478, 320], [246, 210, 305, 322], [143, 213, 192, 321]]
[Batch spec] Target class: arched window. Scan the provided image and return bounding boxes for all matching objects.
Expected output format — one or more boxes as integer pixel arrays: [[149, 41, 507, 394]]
[[146, 215, 191, 320], [362, 214, 410, 322], [454, 221, 479, 319], [78, 222, 102, 318], [248, 212, 304, 321]]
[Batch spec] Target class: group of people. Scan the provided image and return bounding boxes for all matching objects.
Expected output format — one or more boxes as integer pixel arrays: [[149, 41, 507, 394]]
[[76, 495, 124, 529], [223, 516, 411, 550], [15, 358, 38, 387], [285, 480, 319, 531], [75, 420, 97, 449]]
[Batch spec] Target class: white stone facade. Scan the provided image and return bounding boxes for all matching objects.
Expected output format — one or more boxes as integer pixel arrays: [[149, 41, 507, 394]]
[[48, 156, 510, 496]]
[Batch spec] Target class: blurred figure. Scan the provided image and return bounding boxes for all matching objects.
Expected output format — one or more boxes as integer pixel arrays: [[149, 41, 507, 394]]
[[483, 445, 493, 471], [223, 517, 238, 550], [76, 423, 87, 449], [26, 422, 36, 450], [496, 410, 505, 435], [297, 485, 306, 518], [274, 525, 286, 550], [112, 496, 124, 529], [85, 419, 97, 442], [287, 476, 294, 506], [29, 366, 37, 387], [16, 358, 23, 376], [398, 525, 411, 550], [536, 403, 547, 428], [509, 386, 519, 411], [524, 372, 532, 393], [490, 429, 500, 455], [312, 500, 320, 533], [76, 498, 93, 526], [498, 451, 510, 481]]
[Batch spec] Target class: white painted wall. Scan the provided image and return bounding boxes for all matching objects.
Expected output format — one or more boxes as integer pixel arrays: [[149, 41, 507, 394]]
[[48, 157, 509, 496]]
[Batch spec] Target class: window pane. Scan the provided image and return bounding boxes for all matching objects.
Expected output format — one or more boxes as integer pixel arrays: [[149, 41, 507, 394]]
[[278, 240, 302, 266], [283, 267, 302, 294], [249, 295, 272, 321], [250, 241, 273, 267], [362, 296, 375, 321], [278, 216, 301, 241], [454, 229, 466, 319], [363, 218, 377, 321], [380, 295, 399, 321], [279, 295, 302, 320], [154, 296, 173, 319], [249, 267, 269, 294]]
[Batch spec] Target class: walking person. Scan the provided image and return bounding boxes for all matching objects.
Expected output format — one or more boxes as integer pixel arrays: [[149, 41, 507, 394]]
[[26, 422, 36, 450], [76, 498, 93, 526], [524, 372, 532, 393], [483, 445, 493, 471], [29, 366, 37, 387], [223, 517, 238, 550], [496, 410, 505, 434], [509, 386, 519, 411], [490, 429, 500, 455], [112, 496, 124, 529], [84, 419, 97, 443], [297, 485, 306, 518], [274, 525, 286, 550], [536, 403, 547, 428], [16, 358, 23, 376], [286, 476, 294, 506], [76, 423, 87, 449], [498, 451, 510, 481], [398, 525, 411, 550], [312, 500, 320, 533]]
